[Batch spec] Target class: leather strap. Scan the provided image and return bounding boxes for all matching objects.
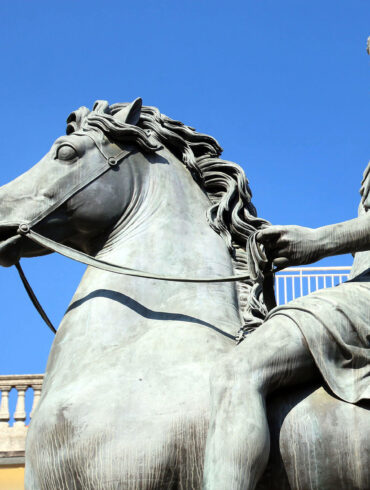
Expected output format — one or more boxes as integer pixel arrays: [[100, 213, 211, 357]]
[[15, 262, 57, 334], [16, 227, 276, 335], [18, 227, 253, 283]]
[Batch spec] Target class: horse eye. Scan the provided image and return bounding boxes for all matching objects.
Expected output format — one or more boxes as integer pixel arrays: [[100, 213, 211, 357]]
[[56, 144, 78, 161]]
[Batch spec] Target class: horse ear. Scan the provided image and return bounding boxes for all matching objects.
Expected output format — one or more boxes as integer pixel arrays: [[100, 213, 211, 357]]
[[114, 98, 142, 126]]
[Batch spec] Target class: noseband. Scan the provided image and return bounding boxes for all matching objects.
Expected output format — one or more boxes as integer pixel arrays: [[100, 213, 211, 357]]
[[14, 131, 276, 334]]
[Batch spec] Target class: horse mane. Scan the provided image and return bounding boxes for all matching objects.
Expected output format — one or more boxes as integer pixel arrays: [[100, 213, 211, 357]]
[[66, 100, 271, 332]]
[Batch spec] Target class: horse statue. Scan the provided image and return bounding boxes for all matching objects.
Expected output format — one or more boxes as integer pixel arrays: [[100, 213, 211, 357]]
[[0, 98, 368, 489]]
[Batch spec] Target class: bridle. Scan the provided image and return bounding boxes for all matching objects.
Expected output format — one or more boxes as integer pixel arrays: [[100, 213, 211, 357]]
[[13, 130, 276, 334]]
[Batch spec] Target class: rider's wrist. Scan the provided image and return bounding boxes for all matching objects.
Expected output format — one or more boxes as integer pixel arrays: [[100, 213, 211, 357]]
[[312, 227, 330, 259]]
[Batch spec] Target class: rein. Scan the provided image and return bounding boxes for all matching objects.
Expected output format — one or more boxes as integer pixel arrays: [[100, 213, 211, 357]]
[[15, 227, 275, 335], [18, 227, 258, 284]]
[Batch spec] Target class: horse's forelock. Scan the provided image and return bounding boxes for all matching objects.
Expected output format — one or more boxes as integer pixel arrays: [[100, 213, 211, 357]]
[[66, 106, 91, 135]]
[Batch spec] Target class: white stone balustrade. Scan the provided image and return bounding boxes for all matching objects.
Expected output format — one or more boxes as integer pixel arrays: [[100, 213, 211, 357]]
[[0, 375, 43, 457]]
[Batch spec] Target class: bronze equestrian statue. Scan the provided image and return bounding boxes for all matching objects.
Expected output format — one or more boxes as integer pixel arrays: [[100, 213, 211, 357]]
[[0, 98, 367, 489]]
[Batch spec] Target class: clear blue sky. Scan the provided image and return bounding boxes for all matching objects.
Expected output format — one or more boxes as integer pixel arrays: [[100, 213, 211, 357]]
[[0, 1, 368, 375]]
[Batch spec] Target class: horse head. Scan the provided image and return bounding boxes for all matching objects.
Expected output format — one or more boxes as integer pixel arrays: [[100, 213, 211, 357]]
[[0, 98, 161, 267]]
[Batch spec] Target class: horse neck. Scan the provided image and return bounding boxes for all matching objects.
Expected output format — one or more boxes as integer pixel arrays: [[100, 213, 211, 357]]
[[72, 148, 242, 338]]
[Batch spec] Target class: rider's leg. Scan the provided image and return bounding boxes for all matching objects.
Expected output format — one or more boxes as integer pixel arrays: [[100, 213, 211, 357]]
[[203, 315, 319, 490]]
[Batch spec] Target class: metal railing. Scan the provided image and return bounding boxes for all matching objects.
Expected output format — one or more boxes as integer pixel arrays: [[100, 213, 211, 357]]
[[275, 266, 352, 305]]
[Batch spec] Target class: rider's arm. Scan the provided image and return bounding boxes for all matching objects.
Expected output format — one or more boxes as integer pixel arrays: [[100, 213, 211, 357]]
[[256, 213, 370, 268], [316, 213, 370, 257]]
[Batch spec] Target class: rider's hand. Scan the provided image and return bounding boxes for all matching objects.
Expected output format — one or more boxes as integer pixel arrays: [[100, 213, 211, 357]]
[[256, 225, 323, 270]]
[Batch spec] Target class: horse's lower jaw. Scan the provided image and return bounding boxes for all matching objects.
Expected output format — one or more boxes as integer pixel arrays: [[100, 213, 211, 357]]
[[0, 234, 22, 267]]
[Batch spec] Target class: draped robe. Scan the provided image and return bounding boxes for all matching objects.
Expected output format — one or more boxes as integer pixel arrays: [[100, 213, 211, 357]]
[[266, 164, 370, 403]]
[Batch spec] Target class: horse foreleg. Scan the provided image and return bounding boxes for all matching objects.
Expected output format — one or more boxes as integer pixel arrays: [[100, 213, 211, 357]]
[[203, 315, 318, 490]]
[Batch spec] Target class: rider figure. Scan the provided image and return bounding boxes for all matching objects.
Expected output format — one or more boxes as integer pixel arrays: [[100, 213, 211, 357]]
[[203, 162, 370, 490]]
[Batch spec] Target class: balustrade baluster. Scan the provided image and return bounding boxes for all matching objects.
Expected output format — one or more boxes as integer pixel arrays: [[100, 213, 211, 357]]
[[0, 386, 11, 429], [30, 385, 42, 419], [14, 385, 28, 427]]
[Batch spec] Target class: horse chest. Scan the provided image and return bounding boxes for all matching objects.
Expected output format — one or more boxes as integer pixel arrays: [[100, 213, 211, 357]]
[[27, 350, 212, 490]]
